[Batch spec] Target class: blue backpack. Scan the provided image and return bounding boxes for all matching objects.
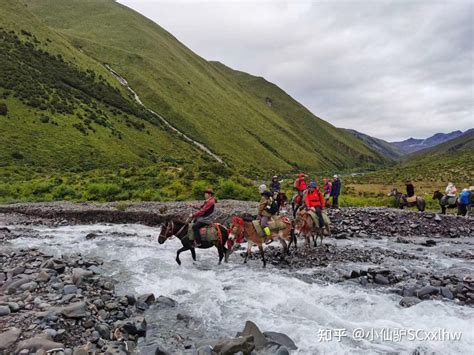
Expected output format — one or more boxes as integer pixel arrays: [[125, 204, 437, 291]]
[[459, 190, 471, 205]]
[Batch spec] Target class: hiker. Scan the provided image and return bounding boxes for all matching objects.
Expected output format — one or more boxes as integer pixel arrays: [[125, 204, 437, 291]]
[[305, 181, 325, 228], [458, 188, 471, 216], [323, 178, 332, 207], [189, 188, 216, 246], [331, 174, 341, 209], [270, 175, 281, 197], [258, 184, 273, 237], [442, 182, 457, 205]]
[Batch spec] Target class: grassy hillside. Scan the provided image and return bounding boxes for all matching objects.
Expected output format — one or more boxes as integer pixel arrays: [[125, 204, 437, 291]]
[[21, 0, 388, 174], [343, 129, 403, 160], [0, 0, 199, 170]]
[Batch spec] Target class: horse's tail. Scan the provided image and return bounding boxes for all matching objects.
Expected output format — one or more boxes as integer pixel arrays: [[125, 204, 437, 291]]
[[218, 224, 229, 253]]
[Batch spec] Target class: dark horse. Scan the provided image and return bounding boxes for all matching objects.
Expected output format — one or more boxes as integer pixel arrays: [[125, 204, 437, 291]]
[[275, 192, 288, 214], [291, 193, 304, 218], [432, 190, 459, 215], [158, 220, 229, 265], [388, 188, 426, 212]]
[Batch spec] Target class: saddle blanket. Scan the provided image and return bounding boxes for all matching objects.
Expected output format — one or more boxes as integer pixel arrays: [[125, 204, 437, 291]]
[[187, 223, 222, 242], [252, 217, 291, 237], [406, 196, 417, 203], [307, 210, 331, 228]]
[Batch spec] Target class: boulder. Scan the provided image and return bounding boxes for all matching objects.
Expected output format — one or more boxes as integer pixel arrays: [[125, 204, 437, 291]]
[[399, 297, 422, 308], [213, 335, 255, 354], [0, 305, 11, 316], [241, 321, 266, 348], [36, 271, 51, 283], [374, 274, 390, 285], [60, 302, 88, 318], [440, 287, 454, 300], [0, 327, 21, 350], [156, 296, 176, 308], [15, 335, 64, 353], [72, 268, 93, 286], [263, 331, 297, 350]]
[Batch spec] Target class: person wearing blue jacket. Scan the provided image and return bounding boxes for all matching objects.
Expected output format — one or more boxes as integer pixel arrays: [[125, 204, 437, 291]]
[[331, 174, 342, 209], [458, 188, 472, 216]]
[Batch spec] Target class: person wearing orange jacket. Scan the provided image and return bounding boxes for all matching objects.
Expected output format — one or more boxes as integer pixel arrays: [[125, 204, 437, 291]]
[[305, 181, 325, 228]]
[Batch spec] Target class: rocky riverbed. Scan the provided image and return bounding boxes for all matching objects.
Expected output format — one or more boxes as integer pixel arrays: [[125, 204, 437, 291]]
[[1, 202, 473, 354]]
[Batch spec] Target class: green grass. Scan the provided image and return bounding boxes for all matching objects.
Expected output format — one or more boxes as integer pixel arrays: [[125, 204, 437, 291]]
[[19, 0, 389, 173]]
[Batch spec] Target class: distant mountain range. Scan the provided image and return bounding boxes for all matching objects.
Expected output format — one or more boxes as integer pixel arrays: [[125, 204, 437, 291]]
[[346, 129, 473, 159], [390, 129, 474, 155]]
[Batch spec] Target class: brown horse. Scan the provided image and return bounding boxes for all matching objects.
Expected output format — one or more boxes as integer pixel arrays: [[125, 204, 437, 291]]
[[226, 216, 295, 267], [294, 209, 331, 248], [158, 220, 229, 265], [388, 188, 426, 212], [432, 190, 460, 215]]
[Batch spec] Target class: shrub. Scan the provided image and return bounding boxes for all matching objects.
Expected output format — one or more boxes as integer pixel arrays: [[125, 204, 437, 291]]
[[86, 183, 121, 201], [0, 103, 7, 115], [191, 180, 208, 199], [216, 180, 256, 201]]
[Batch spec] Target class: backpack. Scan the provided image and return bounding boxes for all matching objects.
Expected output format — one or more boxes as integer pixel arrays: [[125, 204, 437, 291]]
[[459, 191, 471, 205], [269, 199, 279, 214]]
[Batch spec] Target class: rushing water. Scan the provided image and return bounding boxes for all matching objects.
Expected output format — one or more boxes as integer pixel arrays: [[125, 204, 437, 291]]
[[4, 223, 474, 354]]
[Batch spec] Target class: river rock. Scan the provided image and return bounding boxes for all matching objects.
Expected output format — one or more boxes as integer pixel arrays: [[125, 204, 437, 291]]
[[95, 324, 111, 340], [41, 259, 66, 274], [0, 327, 21, 350], [263, 331, 297, 350], [156, 295, 176, 308], [36, 271, 51, 283], [241, 321, 266, 348], [374, 274, 390, 285], [60, 302, 88, 318], [440, 287, 454, 300], [417, 286, 439, 299], [72, 268, 93, 285], [15, 335, 64, 353], [213, 335, 255, 354], [399, 297, 422, 308], [63, 285, 78, 295], [0, 305, 11, 316]]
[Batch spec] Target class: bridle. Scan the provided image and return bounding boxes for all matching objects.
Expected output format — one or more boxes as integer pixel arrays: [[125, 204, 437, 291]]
[[229, 217, 245, 241]]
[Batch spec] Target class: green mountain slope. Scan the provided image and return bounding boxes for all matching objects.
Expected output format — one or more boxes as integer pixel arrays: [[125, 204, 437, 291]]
[[19, 0, 388, 173], [343, 129, 403, 160], [0, 0, 200, 170]]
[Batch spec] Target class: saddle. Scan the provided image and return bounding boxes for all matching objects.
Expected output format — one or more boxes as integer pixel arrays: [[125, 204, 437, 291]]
[[444, 196, 457, 205], [252, 216, 291, 238], [187, 223, 223, 243], [406, 196, 417, 204], [306, 210, 330, 228]]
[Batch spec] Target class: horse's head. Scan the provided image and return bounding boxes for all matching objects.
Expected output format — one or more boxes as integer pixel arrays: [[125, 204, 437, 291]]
[[293, 209, 309, 234], [158, 220, 175, 244], [432, 190, 442, 200], [228, 216, 245, 241], [388, 188, 399, 197]]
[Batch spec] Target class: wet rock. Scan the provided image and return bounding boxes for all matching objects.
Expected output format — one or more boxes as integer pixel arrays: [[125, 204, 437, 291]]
[[263, 331, 297, 350], [136, 293, 155, 310], [241, 321, 266, 348], [15, 335, 64, 353], [374, 274, 390, 285], [350, 270, 360, 278], [213, 335, 255, 354], [417, 286, 439, 299], [60, 302, 88, 318], [41, 259, 66, 274], [400, 297, 422, 308], [85, 233, 98, 240], [0, 327, 21, 351], [36, 271, 51, 283], [440, 287, 454, 300], [156, 295, 176, 308], [125, 294, 136, 305]]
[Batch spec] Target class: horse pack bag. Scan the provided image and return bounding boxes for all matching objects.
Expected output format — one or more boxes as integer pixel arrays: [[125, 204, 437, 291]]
[[307, 210, 330, 228], [187, 223, 221, 242], [406, 196, 417, 203]]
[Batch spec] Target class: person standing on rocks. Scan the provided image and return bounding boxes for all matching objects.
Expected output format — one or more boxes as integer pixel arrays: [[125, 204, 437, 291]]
[[458, 188, 471, 216], [331, 174, 342, 209], [189, 188, 216, 246], [323, 178, 332, 207]]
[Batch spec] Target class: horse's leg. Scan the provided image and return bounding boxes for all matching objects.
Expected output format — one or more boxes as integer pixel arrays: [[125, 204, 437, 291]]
[[279, 238, 288, 257], [244, 241, 253, 264], [190, 247, 197, 262], [217, 244, 224, 265], [441, 205, 446, 214], [176, 246, 189, 265], [258, 242, 266, 268], [291, 228, 297, 250]]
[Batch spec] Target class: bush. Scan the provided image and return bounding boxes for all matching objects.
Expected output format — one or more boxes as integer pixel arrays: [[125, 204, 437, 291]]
[[86, 183, 121, 201], [0, 102, 7, 115], [39, 115, 50, 123], [191, 180, 208, 199], [217, 180, 256, 201]]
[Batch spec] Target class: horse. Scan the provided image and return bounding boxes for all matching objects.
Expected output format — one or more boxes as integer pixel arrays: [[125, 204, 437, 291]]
[[291, 193, 304, 218], [294, 209, 331, 248], [225, 216, 295, 267], [432, 190, 459, 215], [158, 220, 229, 265], [275, 192, 288, 214], [388, 188, 426, 212]]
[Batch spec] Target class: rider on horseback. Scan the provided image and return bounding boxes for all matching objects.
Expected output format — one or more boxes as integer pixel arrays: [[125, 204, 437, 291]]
[[258, 184, 273, 237], [294, 173, 307, 205], [305, 181, 325, 228], [189, 188, 216, 247], [442, 182, 457, 205], [270, 175, 281, 196]]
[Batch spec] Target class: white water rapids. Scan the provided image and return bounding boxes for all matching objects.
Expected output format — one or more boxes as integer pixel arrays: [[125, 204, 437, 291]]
[[4, 223, 474, 354]]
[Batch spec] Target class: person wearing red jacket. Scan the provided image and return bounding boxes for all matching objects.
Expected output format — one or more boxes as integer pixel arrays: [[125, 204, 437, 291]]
[[305, 181, 325, 228], [189, 188, 216, 246], [293, 173, 307, 207]]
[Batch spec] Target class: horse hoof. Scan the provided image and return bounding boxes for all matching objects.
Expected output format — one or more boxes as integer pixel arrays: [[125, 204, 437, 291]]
[[176, 258, 181, 265]]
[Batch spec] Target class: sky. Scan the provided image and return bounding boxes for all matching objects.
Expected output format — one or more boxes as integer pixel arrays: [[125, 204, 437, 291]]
[[118, 0, 473, 141]]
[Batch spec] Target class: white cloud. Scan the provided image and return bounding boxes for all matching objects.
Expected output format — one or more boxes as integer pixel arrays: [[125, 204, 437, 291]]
[[119, 0, 474, 141]]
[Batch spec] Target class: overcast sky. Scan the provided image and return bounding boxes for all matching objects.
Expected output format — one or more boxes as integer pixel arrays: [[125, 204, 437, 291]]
[[119, 0, 473, 141]]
